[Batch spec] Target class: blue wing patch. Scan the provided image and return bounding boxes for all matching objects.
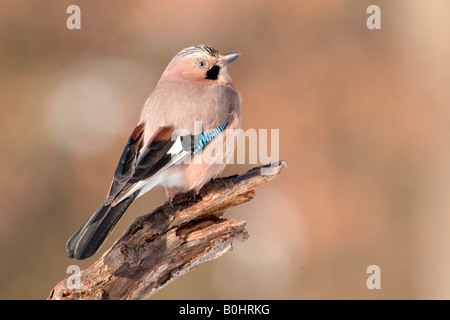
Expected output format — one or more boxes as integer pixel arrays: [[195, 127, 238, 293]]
[[192, 114, 229, 155]]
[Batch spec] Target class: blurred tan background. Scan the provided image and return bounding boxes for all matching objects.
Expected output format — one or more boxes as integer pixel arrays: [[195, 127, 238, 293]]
[[0, 0, 449, 299]]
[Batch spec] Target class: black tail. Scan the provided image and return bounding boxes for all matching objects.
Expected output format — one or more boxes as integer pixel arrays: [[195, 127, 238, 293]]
[[66, 193, 138, 260]]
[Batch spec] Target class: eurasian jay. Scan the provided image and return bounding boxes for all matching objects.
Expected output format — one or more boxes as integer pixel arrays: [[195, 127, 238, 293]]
[[67, 45, 241, 260]]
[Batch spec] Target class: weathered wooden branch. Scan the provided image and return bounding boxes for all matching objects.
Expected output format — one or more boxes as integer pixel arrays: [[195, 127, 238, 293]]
[[48, 161, 286, 300]]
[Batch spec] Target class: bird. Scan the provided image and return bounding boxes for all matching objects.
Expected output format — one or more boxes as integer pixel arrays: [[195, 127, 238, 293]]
[[66, 45, 242, 260]]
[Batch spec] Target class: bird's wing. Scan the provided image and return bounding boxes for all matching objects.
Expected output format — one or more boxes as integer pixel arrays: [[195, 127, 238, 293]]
[[103, 122, 145, 205], [104, 124, 193, 206], [105, 107, 235, 207]]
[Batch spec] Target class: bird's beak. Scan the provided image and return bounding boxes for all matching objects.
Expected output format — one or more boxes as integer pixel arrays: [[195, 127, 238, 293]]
[[217, 52, 241, 67]]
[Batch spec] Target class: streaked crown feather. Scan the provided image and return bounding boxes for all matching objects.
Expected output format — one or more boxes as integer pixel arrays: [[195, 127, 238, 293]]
[[176, 45, 220, 58]]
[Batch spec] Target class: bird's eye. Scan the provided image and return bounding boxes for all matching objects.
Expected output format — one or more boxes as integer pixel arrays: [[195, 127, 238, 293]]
[[196, 60, 207, 69]]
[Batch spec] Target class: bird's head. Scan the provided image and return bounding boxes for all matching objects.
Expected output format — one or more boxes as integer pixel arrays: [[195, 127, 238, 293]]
[[161, 45, 240, 85]]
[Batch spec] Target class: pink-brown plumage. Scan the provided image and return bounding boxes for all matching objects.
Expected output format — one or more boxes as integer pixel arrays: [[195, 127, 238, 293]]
[[67, 45, 242, 259]]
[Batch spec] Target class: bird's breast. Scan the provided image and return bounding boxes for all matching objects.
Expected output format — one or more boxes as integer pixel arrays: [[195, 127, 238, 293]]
[[140, 82, 235, 143]]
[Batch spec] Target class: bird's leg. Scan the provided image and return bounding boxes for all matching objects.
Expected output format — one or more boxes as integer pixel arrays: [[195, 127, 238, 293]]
[[164, 185, 180, 207], [193, 187, 202, 201]]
